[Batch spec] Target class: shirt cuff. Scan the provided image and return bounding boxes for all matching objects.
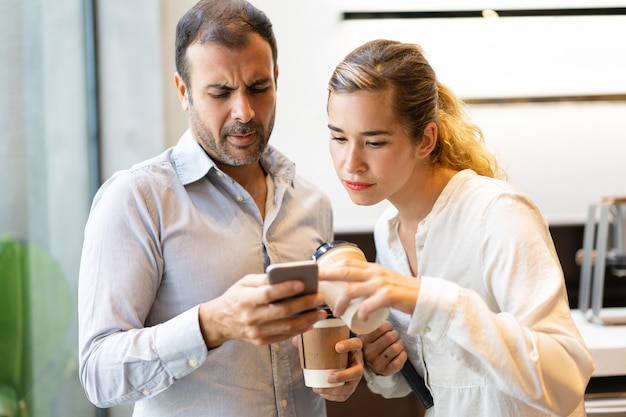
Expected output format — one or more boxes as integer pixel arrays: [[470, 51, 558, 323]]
[[407, 276, 459, 341], [155, 305, 208, 379], [363, 366, 411, 398]]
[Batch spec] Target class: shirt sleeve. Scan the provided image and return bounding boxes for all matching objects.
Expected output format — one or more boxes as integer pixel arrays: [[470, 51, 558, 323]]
[[407, 193, 594, 416], [78, 172, 208, 408], [362, 365, 412, 399]]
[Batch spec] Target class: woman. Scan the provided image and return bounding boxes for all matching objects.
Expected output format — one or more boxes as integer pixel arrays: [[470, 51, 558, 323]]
[[321, 39, 593, 416]]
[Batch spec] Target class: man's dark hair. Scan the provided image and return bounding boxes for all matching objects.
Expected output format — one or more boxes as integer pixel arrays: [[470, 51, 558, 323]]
[[175, 0, 278, 89]]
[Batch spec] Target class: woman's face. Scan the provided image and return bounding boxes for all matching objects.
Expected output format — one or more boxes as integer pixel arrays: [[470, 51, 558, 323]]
[[327, 90, 421, 206]]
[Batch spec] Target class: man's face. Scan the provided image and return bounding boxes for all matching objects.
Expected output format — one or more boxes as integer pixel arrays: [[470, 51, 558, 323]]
[[176, 33, 277, 167]]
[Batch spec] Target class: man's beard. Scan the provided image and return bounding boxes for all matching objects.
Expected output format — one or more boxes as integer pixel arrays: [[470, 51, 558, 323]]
[[190, 105, 275, 167]]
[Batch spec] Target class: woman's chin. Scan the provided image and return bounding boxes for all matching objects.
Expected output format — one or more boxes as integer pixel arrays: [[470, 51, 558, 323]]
[[346, 193, 383, 207]]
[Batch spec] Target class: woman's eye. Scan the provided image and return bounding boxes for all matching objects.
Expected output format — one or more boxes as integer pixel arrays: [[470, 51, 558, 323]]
[[367, 141, 385, 148]]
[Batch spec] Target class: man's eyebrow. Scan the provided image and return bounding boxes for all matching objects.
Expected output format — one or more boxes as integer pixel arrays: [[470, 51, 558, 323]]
[[248, 77, 273, 87], [206, 78, 273, 90], [206, 83, 234, 90], [328, 124, 390, 136]]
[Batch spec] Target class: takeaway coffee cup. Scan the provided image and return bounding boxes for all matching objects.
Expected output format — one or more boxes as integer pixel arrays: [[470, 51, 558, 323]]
[[298, 314, 350, 388], [312, 241, 390, 335]]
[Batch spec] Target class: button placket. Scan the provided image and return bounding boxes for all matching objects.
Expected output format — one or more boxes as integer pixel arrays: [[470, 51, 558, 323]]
[[415, 219, 428, 258]]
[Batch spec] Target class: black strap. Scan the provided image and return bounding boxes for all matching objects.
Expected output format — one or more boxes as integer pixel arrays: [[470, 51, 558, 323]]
[[400, 361, 434, 409]]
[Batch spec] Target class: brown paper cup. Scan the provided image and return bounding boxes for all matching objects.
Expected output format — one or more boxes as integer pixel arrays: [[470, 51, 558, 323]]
[[298, 318, 350, 388]]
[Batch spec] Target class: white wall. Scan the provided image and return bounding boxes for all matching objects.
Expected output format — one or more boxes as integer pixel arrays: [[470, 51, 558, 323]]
[[252, 0, 626, 231]]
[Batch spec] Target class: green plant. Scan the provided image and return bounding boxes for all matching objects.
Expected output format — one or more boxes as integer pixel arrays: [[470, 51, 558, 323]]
[[0, 236, 72, 417]]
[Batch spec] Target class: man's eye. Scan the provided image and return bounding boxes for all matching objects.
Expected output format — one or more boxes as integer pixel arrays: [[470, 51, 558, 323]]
[[250, 86, 270, 94], [331, 136, 347, 143], [210, 92, 230, 99]]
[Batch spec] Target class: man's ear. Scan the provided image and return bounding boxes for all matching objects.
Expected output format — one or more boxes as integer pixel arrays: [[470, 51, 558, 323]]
[[415, 122, 438, 158], [174, 72, 190, 112]]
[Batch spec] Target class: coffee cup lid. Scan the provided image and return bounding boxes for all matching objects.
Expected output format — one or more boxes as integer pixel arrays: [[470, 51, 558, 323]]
[[312, 241, 359, 261], [318, 304, 336, 318]]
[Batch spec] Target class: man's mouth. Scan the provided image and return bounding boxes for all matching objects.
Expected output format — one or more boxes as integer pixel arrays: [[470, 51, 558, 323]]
[[227, 132, 257, 147]]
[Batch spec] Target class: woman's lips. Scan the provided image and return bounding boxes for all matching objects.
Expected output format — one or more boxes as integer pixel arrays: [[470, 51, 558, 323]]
[[344, 180, 374, 191]]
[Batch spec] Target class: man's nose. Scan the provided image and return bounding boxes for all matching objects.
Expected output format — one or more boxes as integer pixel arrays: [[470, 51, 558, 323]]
[[231, 93, 255, 123]]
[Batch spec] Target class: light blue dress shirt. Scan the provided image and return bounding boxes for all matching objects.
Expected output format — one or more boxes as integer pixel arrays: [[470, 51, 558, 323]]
[[78, 130, 333, 417]]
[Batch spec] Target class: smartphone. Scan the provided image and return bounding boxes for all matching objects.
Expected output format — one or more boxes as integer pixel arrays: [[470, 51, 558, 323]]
[[266, 259, 318, 297]]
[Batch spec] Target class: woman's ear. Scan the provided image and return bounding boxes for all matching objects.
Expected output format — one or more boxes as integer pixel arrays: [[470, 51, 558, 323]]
[[415, 122, 438, 158]]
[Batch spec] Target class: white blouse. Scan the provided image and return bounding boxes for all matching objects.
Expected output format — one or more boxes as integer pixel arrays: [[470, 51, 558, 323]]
[[366, 169, 594, 417]]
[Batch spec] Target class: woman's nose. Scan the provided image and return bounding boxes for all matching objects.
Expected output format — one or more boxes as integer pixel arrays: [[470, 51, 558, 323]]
[[343, 146, 366, 173]]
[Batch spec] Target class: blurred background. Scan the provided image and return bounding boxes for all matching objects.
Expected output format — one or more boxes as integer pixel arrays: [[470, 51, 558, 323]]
[[1, 1, 625, 416]]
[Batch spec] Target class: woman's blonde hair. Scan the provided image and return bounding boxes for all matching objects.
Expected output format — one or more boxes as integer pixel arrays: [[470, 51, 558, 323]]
[[328, 39, 506, 179]]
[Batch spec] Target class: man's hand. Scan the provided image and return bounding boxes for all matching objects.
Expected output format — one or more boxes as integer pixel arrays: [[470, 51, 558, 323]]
[[313, 336, 364, 402], [199, 274, 327, 348]]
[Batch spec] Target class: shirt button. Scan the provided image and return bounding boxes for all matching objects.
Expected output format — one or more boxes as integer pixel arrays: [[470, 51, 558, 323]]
[[272, 343, 280, 352], [281, 399, 288, 408], [188, 358, 198, 367], [418, 244, 424, 251], [424, 326, 431, 333], [420, 220, 426, 226], [216, 171, 224, 177], [236, 195, 244, 202], [142, 389, 151, 396]]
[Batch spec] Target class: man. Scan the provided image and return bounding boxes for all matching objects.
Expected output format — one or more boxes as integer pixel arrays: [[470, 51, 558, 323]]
[[78, 1, 363, 416]]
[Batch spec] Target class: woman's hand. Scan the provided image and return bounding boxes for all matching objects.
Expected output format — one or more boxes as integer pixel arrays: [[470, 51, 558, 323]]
[[318, 259, 420, 319], [359, 321, 406, 376]]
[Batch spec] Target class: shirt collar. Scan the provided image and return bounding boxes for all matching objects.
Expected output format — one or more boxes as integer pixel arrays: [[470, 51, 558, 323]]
[[260, 144, 296, 187], [384, 168, 476, 231], [171, 129, 296, 187]]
